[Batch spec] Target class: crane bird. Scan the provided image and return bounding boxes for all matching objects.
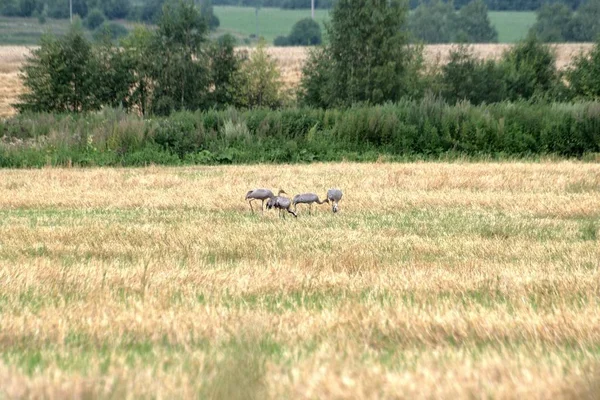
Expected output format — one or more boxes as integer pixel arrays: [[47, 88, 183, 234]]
[[266, 193, 297, 218], [292, 193, 329, 215], [327, 188, 343, 213], [245, 188, 286, 214]]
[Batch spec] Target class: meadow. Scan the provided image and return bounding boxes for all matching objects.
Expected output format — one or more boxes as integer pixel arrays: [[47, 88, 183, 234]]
[[1, 162, 599, 398], [0, 9, 535, 45], [213, 7, 536, 44]]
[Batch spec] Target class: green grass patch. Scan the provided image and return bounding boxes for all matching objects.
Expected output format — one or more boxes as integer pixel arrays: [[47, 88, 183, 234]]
[[0, 9, 535, 45], [488, 11, 536, 43], [214, 6, 330, 44]]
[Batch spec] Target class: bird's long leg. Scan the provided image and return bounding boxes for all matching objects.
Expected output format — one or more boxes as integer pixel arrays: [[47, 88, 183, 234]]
[[261, 199, 265, 214], [309, 203, 312, 215], [249, 199, 255, 214]]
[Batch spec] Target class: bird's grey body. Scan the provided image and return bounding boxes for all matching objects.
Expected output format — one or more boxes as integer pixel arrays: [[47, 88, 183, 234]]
[[245, 188, 280, 214], [292, 193, 329, 215], [327, 188, 343, 213], [266, 194, 297, 218]]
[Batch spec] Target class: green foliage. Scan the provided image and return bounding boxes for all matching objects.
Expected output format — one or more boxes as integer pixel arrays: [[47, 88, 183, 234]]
[[273, 35, 289, 46], [120, 26, 154, 115], [93, 21, 128, 41], [238, 39, 283, 109], [4, 100, 600, 167], [153, 113, 204, 158], [18, 0, 36, 16], [36, 7, 47, 23], [92, 36, 135, 109], [529, 3, 574, 42], [298, 47, 332, 108], [275, 17, 321, 46], [409, 0, 458, 43], [208, 34, 247, 108], [410, 0, 497, 43], [15, 25, 101, 113], [571, 0, 600, 41], [457, 0, 498, 43], [84, 8, 105, 30], [150, 0, 210, 115], [200, 0, 220, 29], [47, 0, 88, 18], [300, 0, 414, 107], [140, 0, 165, 22], [441, 45, 506, 104], [566, 39, 600, 100], [102, 0, 131, 19], [500, 36, 561, 101]]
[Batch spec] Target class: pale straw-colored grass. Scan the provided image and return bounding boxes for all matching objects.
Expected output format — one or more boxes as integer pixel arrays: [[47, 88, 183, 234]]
[[0, 162, 599, 399]]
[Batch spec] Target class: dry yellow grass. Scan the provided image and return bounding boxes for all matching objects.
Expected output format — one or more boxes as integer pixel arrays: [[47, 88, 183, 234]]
[[1, 162, 599, 399], [0, 44, 594, 118]]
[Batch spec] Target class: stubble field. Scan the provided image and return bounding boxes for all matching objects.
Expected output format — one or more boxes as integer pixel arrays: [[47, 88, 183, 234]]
[[0, 162, 599, 398]]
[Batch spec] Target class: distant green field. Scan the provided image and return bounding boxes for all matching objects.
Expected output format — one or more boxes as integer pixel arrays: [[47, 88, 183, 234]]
[[0, 16, 75, 45], [0, 9, 536, 45], [0, 16, 139, 45], [214, 7, 536, 44], [214, 6, 330, 43], [488, 11, 536, 43]]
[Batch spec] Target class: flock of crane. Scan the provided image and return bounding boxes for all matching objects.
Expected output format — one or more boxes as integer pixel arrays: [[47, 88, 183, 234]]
[[245, 188, 343, 218]]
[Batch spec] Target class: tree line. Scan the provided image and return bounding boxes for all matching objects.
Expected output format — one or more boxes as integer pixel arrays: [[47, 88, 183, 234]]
[[300, 0, 600, 108], [16, 0, 284, 115], [210, 0, 586, 11], [530, 0, 600, 42], [15, 0, 600, 116], [0, 0, 219, 28]]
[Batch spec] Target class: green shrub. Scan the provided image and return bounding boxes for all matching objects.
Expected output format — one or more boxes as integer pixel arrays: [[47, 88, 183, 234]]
[[442, 46, 506, 105], [85, 8, 106, 30], [93, 22, 128, 41], [3, 100, 600, 168], [500, 36, 562, 101], [102, 0, 131, 19], [273, 36, 289, 46], [566, 39, 600, 100], [15, 25, 101, 113], [286, 18, 322, 46], [152, 112, 205, 158], [237, 40, 283, 109]]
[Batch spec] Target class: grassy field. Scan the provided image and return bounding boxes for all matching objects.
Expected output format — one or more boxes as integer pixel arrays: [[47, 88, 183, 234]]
[[214, 7, 536, 44], [488, 11, 536, 43], [0, 162, 599, 398], [215, 6, 330, 43], [0, 9, 535, 45]]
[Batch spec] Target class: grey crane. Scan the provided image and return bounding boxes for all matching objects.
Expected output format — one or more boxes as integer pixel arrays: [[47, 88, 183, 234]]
[[245, 188, 286, 214], [292, 193, 329, 215], [266, 193, 297, 218], [327, 188, 343, 213]]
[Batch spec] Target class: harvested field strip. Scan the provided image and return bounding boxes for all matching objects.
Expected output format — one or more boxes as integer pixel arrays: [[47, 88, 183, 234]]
[[0, 162, 599, 398]]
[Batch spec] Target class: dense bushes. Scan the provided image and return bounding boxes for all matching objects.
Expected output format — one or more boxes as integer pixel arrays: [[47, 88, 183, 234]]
[[274, 18, 321, 46], [409, 0, 498, 44], [15, 2, 284, 116], [299, 0, 417, 108], [2, 99, 600, 167], [530, 0, 600, 42]]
